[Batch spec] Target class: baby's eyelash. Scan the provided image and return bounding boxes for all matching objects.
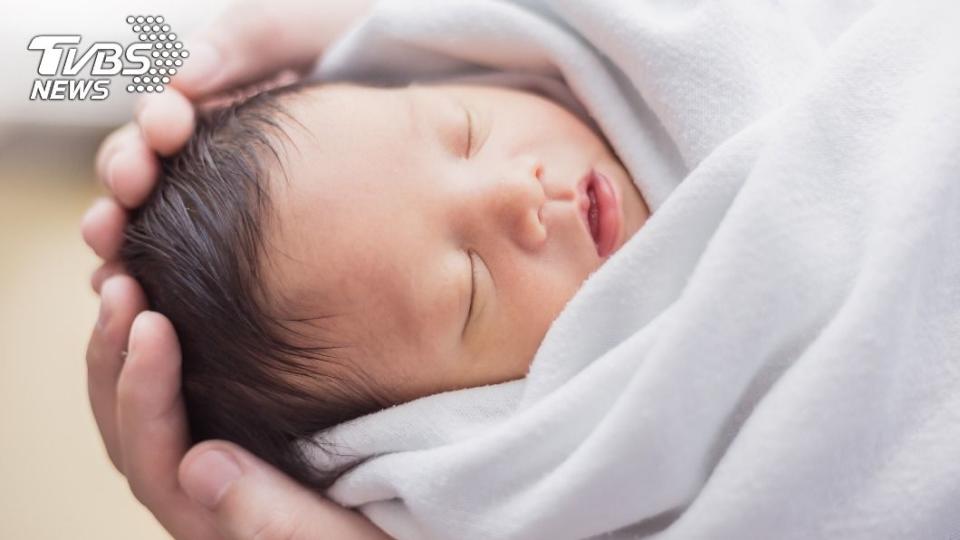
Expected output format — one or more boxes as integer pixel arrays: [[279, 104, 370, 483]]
[[464, 106, 474, 158], [463, 250, 477, 337]]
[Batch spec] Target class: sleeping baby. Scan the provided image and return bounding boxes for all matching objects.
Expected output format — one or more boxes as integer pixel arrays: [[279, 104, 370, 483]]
[[121, 79, 650, 490]]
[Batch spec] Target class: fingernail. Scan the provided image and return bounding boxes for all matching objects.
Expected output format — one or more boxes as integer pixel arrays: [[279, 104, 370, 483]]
[[182, 449, 242, 509], [174, 41, 220, 92]]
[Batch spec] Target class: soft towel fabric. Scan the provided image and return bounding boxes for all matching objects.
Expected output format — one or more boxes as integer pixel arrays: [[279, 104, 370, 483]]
[[306, 1, 960, 538]]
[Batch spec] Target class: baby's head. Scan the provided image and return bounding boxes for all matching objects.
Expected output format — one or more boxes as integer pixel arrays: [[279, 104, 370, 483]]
[[122, 80, 649, 488]]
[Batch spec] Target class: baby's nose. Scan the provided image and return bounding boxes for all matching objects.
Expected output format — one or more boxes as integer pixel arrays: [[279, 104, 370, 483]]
[[498, 155, 547, 252]]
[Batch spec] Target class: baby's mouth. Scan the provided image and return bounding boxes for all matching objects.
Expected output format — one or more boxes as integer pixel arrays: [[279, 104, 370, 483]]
[[578, 169, 622, 258]]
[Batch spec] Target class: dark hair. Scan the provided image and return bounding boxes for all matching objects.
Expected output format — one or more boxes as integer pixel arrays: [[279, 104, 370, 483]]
[[121, 83, 387, 490]]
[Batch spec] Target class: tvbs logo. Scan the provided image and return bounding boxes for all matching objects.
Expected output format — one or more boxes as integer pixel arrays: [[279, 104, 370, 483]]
[[28, 15, 189, 101]]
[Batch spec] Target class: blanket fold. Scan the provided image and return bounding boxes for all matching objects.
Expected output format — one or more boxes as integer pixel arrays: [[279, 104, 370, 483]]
[[308, 1, 960, 538]]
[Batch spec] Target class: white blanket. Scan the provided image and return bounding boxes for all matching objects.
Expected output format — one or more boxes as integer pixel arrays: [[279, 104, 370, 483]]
[[307, 1, 960, 538]]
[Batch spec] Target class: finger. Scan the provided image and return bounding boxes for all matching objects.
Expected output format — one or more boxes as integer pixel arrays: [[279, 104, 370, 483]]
[[117, 311, 189, 503], [90, 260, 126, 294], [105, 135, 160, 208], [171, 1, 338, 99], [136, 90, 195, 157], [95, 123, 139, 186], [81, 197, 127, 260], [86, 275, 148, 472], [116, 311, 220, 539], [180, 441, 391, 540]]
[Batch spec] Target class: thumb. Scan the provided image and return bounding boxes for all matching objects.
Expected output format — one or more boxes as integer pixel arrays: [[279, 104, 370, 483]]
[[179, 441, 390, 540], [170, 1, 330, 99]]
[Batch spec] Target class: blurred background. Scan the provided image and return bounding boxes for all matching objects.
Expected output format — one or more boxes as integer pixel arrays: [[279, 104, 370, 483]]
[[1, 2, 225, 538]]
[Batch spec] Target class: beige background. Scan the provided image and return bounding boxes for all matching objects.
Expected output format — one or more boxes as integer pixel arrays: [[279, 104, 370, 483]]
[[0, 129, 169, 539], [1, 5, 229, 538]]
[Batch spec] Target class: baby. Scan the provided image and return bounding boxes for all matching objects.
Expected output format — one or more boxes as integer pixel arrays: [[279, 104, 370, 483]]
[[121, 79, 650, 490]]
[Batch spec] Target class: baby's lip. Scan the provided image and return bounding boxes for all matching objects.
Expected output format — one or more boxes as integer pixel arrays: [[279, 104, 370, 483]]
[[577, 169, 623, 258]]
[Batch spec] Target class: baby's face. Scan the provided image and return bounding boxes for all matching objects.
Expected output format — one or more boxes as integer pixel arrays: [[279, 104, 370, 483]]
[[262, 82, 649, 404]]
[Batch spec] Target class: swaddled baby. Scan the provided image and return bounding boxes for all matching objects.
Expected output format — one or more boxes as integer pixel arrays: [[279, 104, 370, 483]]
[[121, 79, 650, 490]]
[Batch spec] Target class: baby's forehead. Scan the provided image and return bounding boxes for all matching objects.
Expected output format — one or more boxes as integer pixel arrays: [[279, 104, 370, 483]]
[[255, 84, 419, 217], [251, 80, 498, 355]]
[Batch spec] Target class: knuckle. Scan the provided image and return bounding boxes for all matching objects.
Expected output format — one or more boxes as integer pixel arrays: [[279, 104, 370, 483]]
[[90, 265, 110, 293], [250, 512, 300, 540], [105, 446, 125, 476], [90, 266, 105, 293], [85, 328, 111, 375], [225, 502, 319, 540], [86, 321, 121, 376], [126, 475, 154, 508], [85, 331, 102, 369]]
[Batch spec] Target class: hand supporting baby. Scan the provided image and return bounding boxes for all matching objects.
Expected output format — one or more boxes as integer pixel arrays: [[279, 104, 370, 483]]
[[81, 2, 388, 539]]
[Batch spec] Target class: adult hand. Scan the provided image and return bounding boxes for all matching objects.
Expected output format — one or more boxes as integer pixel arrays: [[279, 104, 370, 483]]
[[87, 0, 371, 241], [82, 1, 385, 538], [87, 285, 388, 539]]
